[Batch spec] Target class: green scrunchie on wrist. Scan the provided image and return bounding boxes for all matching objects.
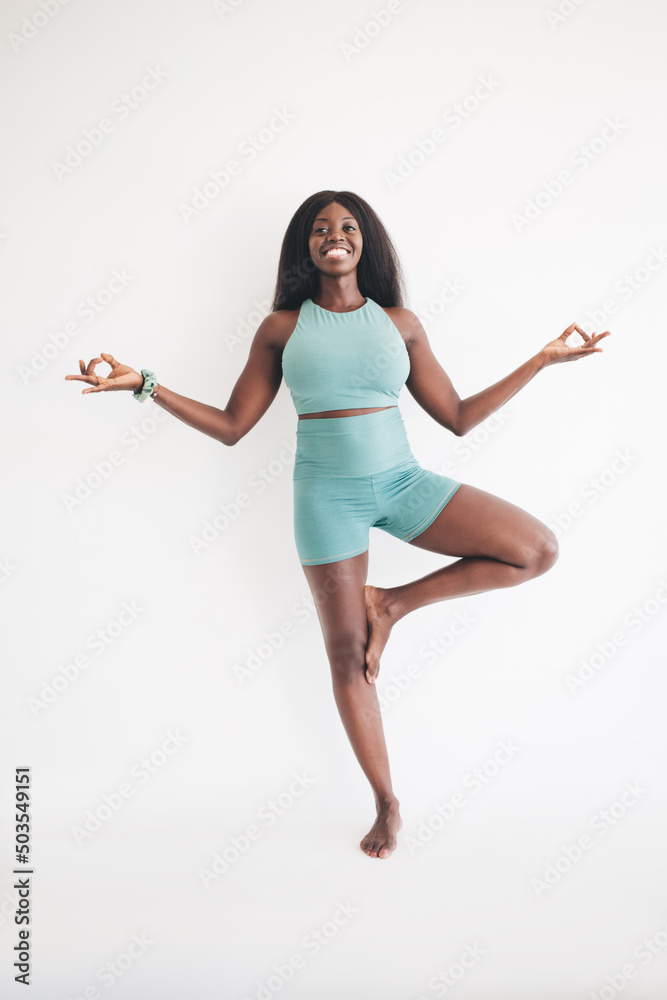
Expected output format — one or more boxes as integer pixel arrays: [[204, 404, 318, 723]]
[[133, 369, 158, 402]]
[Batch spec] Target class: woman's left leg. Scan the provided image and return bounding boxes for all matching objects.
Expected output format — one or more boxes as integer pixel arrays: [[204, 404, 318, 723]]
[[364, 482, 559, 681]]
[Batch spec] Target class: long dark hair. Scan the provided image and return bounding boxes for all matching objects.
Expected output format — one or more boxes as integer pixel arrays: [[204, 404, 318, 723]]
[[270, 190, 407, 311]]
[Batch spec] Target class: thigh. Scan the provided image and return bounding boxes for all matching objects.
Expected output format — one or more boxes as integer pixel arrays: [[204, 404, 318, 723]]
[[301, 551, 369, 658], [293, 476, 375, 566], [372, 462, 461, 543], [408, 483, 554, 564]]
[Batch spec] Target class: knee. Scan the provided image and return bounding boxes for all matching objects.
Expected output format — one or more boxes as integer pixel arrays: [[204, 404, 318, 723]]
[[327, 632, 368, 683], [524, 526, 559, 577]]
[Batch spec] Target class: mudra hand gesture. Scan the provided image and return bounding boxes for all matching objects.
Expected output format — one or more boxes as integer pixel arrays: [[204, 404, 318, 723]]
[[64, 353, 144, 394], [540, 323, 610, 365]]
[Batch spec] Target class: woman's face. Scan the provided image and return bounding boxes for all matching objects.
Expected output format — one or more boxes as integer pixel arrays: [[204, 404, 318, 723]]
[[308, 201, 363, 276]]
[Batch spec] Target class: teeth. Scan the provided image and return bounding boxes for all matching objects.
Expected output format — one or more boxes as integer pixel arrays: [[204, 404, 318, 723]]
[[325, 248, 349, 256]]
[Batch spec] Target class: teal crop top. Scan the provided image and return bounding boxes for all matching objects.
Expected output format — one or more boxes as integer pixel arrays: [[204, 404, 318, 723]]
[[281, 296, 411, 415]]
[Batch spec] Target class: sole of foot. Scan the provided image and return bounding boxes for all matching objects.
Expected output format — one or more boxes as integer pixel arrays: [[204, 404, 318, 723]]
[[364, 584, 396, 684]]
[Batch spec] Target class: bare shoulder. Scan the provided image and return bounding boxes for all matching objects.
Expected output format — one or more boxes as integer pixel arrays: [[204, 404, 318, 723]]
[[253, 306, 301, 352], [378, 305, 424, 349]]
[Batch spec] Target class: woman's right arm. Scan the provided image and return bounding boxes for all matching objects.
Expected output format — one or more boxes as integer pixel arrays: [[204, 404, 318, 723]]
[[65, 313, 286, 447]]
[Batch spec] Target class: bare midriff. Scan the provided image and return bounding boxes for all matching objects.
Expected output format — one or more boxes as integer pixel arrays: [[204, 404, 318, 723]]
[[299, 406, 396, 420]]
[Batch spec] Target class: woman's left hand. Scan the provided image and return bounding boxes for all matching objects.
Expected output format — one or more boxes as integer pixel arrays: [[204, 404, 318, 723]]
[[539, 322, 611, 366]]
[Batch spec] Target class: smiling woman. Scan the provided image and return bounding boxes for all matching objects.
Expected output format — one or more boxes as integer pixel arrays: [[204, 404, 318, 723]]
[[65, 188, 610, 861]]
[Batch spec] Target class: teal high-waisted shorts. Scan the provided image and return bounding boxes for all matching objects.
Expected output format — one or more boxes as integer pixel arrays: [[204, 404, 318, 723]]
[[292, 406, 462, 565]]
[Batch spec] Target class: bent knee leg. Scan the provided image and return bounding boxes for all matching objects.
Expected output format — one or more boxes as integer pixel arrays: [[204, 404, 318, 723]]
[[326, 632, 368, 683], [522, 526, 559, 577]]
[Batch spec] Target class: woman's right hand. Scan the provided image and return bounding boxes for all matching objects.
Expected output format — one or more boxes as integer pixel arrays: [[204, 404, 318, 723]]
[[64, 353, 144, 394]]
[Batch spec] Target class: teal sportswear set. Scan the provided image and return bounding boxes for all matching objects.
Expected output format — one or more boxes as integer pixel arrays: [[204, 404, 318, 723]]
[[281, 296, 462, 565]]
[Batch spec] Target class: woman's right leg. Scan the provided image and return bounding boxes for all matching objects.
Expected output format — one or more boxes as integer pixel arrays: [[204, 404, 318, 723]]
[[301, 550, 402, 859]]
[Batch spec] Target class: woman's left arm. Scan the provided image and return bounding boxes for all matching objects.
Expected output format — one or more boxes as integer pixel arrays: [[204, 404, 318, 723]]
[[402, 311, 610, 437]]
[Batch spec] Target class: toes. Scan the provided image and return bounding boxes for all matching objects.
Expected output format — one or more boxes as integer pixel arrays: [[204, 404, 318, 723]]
[[361, 828, 397, 858]]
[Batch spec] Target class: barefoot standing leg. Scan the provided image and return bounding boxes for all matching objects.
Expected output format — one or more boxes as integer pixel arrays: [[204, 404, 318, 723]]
[[302, 552, 402, 859]]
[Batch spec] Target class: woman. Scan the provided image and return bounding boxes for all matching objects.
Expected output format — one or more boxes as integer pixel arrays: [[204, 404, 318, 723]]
[[65, 190, 610, 861]]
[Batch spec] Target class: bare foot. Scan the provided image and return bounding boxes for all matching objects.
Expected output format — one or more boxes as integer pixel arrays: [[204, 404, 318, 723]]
[[360, 799, 402, 859], [364, 584, 398, 684]]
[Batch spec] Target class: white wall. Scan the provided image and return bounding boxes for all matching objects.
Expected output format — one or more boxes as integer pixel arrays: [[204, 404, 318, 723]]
[[2, 0, 666, 997]]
